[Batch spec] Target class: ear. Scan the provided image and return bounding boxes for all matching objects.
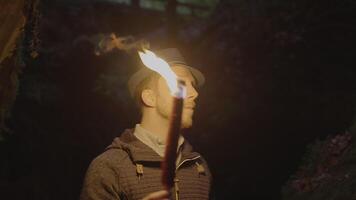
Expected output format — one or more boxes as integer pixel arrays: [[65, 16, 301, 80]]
[[141, 89, 156, 107]]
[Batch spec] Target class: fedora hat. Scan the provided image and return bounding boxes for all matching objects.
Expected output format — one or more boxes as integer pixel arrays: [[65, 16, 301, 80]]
[[128, 48, 205, 97]]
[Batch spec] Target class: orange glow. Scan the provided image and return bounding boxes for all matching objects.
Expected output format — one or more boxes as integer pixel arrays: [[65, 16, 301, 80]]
[[138, 49, 186, 98]]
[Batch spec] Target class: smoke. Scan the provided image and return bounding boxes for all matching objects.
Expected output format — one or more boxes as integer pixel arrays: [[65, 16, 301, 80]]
[[73, 33, 149, 56]]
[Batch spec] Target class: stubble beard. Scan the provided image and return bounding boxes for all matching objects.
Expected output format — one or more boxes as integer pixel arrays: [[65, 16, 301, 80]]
[[156, 103, 193, 129], [181, 108, 193, 129]]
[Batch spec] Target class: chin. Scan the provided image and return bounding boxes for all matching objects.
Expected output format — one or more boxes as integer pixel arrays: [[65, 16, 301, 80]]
[[181, 109, 194, 128], [181, 118, 193, 129]]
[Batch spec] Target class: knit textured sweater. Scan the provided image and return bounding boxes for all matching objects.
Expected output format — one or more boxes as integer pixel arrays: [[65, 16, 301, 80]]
[[80, 129, 212, 200]]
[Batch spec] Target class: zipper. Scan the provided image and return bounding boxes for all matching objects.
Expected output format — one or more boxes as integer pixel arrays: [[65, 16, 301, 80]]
[[174, 155, 201, 200], [175, 155, 201, 172]]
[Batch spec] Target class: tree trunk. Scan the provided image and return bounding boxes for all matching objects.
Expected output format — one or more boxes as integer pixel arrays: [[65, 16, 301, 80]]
[[0, 0, 26, 139], [0, 0, 25, 64]]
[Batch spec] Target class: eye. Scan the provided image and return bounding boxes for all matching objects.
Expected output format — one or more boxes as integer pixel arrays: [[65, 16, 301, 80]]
[[186, 79, 197, 90], [191, 79, 198, 88]]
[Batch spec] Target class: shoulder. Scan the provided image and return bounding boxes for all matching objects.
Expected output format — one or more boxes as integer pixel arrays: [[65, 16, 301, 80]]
[[89, 148, 131, 171], [82, 148, 132, 189], [81, 149, 130, 199]]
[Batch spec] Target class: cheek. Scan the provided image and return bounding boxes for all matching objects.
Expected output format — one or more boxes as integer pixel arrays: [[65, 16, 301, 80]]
[[156, 79, 174, 111], [156, 94, 174, 113]]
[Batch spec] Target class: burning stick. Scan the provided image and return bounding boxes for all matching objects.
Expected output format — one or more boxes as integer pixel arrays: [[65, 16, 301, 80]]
[[161, 79, 185, 190], [138, 49, 186, 191]]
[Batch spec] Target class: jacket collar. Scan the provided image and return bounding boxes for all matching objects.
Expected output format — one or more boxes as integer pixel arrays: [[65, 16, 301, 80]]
[[110, 129, 200, 163]]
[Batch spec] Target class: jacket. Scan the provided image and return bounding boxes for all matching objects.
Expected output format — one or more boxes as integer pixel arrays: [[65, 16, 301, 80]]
[[80, 129, 212, 200]]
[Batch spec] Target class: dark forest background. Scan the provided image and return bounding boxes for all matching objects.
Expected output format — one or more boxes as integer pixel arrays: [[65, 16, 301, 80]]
[[1, 0, 356, 199]]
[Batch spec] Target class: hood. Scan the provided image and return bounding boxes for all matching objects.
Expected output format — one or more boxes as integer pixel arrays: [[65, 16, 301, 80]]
[[106, 129, 200, 163]]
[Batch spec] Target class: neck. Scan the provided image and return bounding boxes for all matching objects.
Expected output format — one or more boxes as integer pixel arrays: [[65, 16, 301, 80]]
[[140, 108, 170, 141]]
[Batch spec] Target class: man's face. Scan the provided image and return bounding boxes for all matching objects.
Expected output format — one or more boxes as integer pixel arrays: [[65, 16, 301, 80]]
[[154, 65, 199, 128]]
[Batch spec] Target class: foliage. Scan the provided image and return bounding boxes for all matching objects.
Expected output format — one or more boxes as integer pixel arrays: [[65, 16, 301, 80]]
[[0, 0, 25, 139], [0, 0, 25, 64], [282, 130, 356, 200], [185, 0, 356, 198], [0, 0, 41, 139]]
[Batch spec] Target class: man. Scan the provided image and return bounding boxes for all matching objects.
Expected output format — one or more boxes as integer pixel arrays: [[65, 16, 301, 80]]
[[80, 48, 212, 200]]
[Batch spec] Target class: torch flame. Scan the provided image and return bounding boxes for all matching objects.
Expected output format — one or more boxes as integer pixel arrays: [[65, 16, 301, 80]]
[[138, 49, 186, 98]]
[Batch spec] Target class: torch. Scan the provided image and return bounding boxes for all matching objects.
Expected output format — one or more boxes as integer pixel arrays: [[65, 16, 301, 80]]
[[161, 79, 185, 190], [138, 49, 186, 191]]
